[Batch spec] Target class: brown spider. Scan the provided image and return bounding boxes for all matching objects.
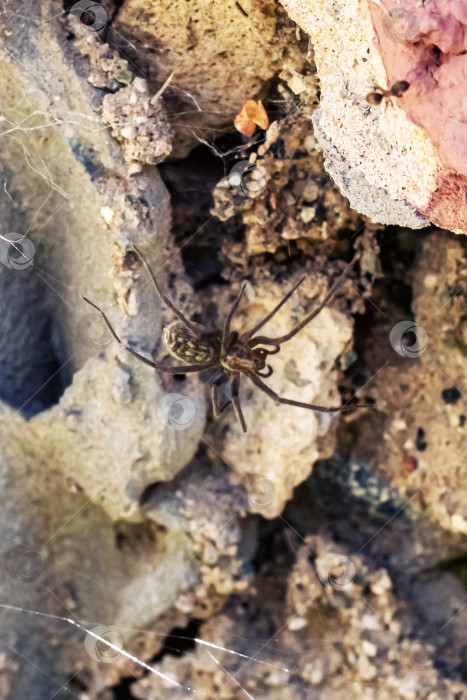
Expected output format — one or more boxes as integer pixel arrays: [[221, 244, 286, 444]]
[[83, 246, 373, 432]]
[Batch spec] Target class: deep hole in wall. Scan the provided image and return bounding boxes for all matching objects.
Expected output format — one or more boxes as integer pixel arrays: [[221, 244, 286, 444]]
[[0, 240, 71, 418]]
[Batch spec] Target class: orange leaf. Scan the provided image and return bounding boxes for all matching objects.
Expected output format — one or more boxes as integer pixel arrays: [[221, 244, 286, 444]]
[[234, 99, 269, 136]]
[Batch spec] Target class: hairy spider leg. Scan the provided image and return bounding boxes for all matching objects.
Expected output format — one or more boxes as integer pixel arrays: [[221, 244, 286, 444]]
[[219, 276, 304, 375], [221, 283, 247, 356], [211, 373, 247, 432], [82, 296, 212, 374], [246, 371, 371, 413], [132, 244, 201, 336], [241, 276, 306, 343], [211, 374, 231, 417], [255, 251, 360, 347], [256, 365, 273, 378], [231, 375, 247, 432]]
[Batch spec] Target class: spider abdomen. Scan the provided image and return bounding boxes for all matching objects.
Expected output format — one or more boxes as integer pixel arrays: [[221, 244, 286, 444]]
[[164, 321, 219, 364]]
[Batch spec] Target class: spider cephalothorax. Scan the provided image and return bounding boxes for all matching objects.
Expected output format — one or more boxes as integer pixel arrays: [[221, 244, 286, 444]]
[[83, 245, 373, 432], [215, 324, 276, 372]]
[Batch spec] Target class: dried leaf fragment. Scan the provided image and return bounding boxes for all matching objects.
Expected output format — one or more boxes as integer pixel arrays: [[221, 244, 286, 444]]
[[234, 99, 269, 137]]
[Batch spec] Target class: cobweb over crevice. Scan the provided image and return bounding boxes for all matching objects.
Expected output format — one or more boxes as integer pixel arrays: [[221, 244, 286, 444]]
[[112, 619, 201, 699]]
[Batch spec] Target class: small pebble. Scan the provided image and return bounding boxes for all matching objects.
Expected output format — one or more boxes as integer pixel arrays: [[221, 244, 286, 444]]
[[358, 654, 377, 680], [370, 570, 392, 595], [302, 180, 320, 201], [100, 206, 114, 224], [116, 69, 133, 85], [266, 668, 289, 687], [304, 134, 317, 151], [424, 274, 437, 288], [202, 542, 219, 565], [392, 418, 407, 431], [288, 74, 307, 94], [362, 640, 378, 657], [403, 454, 418, 473], [451, 513, 467, 534], [287, 616, 307, 631], [300, 206, 316, 224], [133, 77, 147, 92]]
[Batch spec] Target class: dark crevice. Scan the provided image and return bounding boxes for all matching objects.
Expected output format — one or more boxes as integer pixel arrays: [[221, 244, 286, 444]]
[[159, 144, 231, 289], [0, 265, 71, 417], [252, 517, 294, 573], [348, 226, 427, 390], [111, 620, 201, 699], [150, 619, 201, 662], [111, 679, 139, 700], [138, 481, 166, 508]]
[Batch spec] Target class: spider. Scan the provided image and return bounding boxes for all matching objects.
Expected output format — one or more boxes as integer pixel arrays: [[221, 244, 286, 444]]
[[83, 246, 373, 432]]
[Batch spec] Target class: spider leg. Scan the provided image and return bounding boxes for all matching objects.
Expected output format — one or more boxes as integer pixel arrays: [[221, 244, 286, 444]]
[[246, 370, 371, 413], [246, 339, 280, 353], [82, 296, 211, 374], [131, 244, 201, 336], [221, 283, 247, 355], [256, 365, 273, 378], [241, 276, 306, 342], [231, 375, 247, 433], [262, 251, 361, 346], [211, 374, 231, 418]]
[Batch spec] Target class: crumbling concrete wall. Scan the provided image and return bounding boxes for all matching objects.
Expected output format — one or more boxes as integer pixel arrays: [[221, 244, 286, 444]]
[[0, 1, 465, 699]]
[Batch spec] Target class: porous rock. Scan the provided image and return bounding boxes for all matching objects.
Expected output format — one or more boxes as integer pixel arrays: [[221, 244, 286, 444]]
[[370, 231, 467, 536], [280, 0, 467, 233], [206, 261, 362, 519], [0, 407, 199, 698], [114, 0, 306, 156], [0, 3, 211, 695], [0, 1, 205, 523]]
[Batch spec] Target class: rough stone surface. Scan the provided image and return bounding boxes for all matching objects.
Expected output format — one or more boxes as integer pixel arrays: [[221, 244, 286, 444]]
[[0, 10, 207, 696], [0, 2, 466, 700], [211, 67, 364, 258], [367, 230, 467, 536], [131, 533, 467, 699], [114, 0, 307, 156], [280, 0, 467, 233], [0, 408, 199, 698], [0, 3, 205, 523], [101, 77, 173, 170]]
